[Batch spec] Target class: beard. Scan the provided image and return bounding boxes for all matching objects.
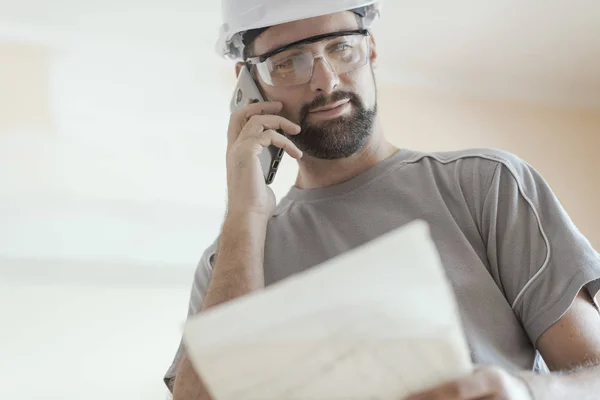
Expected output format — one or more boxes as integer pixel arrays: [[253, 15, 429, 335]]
[[287, 90, 377, 160]]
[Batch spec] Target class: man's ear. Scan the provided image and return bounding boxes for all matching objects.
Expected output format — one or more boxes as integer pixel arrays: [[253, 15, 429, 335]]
[[369, 33, 378, 69], [235, 62, 244, 78]]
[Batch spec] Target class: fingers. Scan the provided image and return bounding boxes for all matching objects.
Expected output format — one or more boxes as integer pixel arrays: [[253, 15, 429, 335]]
[[247, 129, 303, 160], [231, 100, 284, 130], [227, 100, 303, 160], [403, 367, 522, 400], [240, 114, 301, 137], [403, 372, 489, 400], [243, 100, 284, 118], [228, 100, 299, 145]]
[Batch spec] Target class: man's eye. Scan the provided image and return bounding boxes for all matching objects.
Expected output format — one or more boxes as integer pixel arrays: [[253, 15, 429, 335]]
[[274, 59, 294, 70], [334, 43, 352, 52]]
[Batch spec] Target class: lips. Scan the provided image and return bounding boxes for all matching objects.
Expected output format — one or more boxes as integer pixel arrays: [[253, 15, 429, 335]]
[[309, 99, 351, 113]]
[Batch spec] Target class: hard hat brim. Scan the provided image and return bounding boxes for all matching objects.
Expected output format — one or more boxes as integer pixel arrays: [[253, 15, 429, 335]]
[[216, 0, 381, 60]]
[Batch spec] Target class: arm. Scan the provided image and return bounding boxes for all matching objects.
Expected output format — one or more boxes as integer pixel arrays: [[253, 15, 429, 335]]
[[172, 100, 303, 400], [404, 289, 600, 400], [203, 212, 269, 309], [172, 212, 269, 400], [522, 289, 600, 399], [405, 153, 600, 400]]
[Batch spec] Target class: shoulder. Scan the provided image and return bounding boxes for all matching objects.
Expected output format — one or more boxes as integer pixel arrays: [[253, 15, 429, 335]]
[[404, 148, 525, 169], [403, 148, 534, 181], [395, 148, 539, 199], [398, 147, 527, 177]]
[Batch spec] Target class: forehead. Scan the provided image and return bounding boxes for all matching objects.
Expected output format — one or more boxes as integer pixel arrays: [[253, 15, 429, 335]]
[[253, 11, 360, 55]]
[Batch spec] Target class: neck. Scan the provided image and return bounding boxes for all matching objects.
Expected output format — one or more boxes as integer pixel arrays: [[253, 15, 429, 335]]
[[294, 119, 398, 190]]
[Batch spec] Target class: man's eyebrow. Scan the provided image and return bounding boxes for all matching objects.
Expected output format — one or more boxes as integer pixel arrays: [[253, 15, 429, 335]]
[[262, 38, 307, 56], [261, 27, 357, 56]]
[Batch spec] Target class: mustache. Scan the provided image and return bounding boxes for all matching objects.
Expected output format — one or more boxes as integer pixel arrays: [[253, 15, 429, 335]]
[[300, 91, 361, 120]]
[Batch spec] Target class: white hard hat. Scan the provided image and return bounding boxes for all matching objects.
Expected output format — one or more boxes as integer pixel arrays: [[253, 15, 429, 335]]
[[216, 0, 382, 60]]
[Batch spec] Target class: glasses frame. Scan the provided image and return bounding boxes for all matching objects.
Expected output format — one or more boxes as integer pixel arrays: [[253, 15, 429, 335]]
[[245, 29, 370, 64], [245, 29, 371, 87]]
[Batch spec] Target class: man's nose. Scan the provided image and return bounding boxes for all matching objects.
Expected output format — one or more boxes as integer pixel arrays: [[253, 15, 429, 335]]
[[309, 57, 339, 95]]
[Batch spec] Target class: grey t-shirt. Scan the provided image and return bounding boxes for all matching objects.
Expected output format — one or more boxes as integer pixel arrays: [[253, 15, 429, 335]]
[[165, 148, 600, 388]]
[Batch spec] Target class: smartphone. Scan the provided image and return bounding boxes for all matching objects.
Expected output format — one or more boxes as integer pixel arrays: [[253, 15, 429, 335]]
[[230, 65, 285, 185]]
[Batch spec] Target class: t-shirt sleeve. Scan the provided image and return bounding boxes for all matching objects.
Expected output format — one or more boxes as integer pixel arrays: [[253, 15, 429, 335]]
[[481, 152, 600, 346], [163, 240, 217, 392]]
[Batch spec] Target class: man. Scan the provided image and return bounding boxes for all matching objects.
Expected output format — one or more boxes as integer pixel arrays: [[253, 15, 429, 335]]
[[167, 1, 600, 399]]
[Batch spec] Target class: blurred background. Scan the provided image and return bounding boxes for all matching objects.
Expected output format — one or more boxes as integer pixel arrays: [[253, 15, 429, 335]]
[[1, 0, 599, 399]]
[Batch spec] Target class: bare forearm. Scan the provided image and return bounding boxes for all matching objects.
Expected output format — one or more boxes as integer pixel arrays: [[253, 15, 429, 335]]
[[172, 355, 213, 400], [173, 212, 268, 400], [523, 364, 600, 399], [203, 211, 268, 309]]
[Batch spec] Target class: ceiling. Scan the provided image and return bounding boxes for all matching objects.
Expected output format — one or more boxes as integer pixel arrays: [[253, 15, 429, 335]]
[[1, 0, 599, 107]]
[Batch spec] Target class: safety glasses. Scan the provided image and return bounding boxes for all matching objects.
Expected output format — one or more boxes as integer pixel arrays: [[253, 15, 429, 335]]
[[246, 29, 371, 87]]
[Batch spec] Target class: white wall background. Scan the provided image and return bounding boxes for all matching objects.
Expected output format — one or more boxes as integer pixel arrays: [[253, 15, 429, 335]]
[[1, 1, 599, 399], [0, 281, 189, 400], [1, 5, 301, 398]]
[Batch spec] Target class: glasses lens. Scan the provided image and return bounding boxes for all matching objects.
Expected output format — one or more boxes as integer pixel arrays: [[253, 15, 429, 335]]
[[326, 34, 369, 74], [265, 51, 314, 87], [258, 34, 369, 87]]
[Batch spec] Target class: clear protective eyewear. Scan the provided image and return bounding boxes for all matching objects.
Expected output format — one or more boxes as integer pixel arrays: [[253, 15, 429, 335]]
[[246, 29, 371, 87]]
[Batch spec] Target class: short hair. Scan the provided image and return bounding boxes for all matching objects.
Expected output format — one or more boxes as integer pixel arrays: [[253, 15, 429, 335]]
[[243, 40, 254, 61]]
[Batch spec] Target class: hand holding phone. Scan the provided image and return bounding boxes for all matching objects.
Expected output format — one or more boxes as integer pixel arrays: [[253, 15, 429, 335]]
[[230, 66, 289, 185], [225, 68, 303, 219]]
